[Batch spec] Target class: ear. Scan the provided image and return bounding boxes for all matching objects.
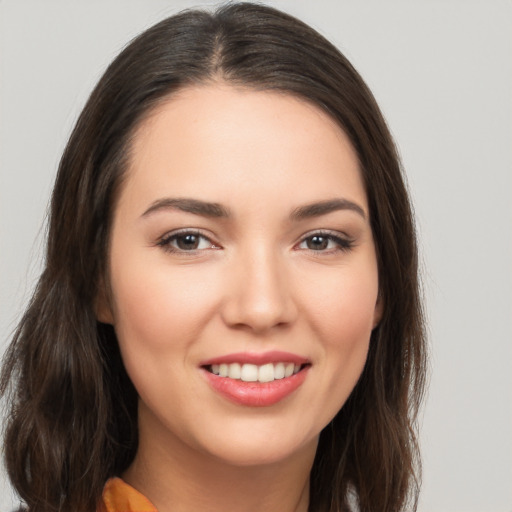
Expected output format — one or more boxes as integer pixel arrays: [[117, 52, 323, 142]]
[[372, 293, 384, 329], [94, 279, 114, 325]]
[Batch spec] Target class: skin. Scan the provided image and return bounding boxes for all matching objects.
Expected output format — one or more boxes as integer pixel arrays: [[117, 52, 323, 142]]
[[97, 84, 382, 512]]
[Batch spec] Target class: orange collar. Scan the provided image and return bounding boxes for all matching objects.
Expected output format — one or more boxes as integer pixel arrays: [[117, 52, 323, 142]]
[[100, 477, 158, 512]]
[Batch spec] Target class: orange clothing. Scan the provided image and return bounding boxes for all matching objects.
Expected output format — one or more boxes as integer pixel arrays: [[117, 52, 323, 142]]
[[99, 477, 158, 512]]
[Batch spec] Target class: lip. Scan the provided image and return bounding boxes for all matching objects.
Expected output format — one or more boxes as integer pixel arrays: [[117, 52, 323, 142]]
[[200, 351, 311, 407], [200, 350, 310, 366]]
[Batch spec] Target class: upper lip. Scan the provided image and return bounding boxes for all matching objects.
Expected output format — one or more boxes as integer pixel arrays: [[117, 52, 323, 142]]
[[200, 350, 310, 367]]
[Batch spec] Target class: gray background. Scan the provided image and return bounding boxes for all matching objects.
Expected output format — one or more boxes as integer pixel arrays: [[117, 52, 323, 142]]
[[1, 1, 511, 510]]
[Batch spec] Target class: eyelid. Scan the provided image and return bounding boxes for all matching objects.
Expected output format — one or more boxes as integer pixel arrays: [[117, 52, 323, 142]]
[[155, 228, 354, 255], [295, 229, 355, 253], [156, 228, 221, 254]]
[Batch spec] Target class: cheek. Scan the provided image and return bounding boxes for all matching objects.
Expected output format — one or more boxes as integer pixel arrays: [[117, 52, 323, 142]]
[[109, 259, 220, 356], [325, 291, 374, 377], [108, 262, 223, 418], [301, 261, 378, 403], [301, 258, 379, 340], [326, 281, 377, 345]]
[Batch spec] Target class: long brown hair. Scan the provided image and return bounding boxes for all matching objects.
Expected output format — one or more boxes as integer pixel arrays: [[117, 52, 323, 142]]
[[1, 3, 427, 511]]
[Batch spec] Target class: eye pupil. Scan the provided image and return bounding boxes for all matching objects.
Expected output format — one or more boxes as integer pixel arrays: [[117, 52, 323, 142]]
[[177, 234, 199, 250], [307, 236, 328, 250]]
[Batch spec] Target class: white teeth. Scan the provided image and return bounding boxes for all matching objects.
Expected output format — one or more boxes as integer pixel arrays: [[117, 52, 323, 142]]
[[219, 363, 229, 377], [240, 364, 258, 382], [274, 362, 285, 379], [209, 362, 304, 383], [258, 363, 274, 383], [228, 362, 241, 379], [284, 363, 294, 378]]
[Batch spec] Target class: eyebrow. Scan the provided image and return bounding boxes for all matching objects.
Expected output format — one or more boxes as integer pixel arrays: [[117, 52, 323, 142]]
[[290, 198, 367, 221], [142, 197, 230, 218], [141, 197, 366, 221]]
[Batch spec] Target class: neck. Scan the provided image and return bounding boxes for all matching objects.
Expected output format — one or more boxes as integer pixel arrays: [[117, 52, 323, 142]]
[[123, 409, 316, 512]]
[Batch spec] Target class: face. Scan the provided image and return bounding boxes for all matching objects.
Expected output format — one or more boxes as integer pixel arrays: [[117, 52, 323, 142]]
[[98, 84, 382, 467]]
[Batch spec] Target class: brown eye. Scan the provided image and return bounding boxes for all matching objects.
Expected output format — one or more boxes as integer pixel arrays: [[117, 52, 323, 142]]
[[297, 232, 354, 253], [158, 231, 217, 253], [175, 234, 201, 250], [306, 235, 329, 250]]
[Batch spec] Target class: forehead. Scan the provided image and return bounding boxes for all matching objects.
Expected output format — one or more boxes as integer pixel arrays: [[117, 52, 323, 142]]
[[120, 83, 366, 214]]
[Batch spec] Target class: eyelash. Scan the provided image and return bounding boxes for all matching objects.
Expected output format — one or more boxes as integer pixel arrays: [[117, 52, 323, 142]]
[[156, 229, 354, 255], [157, 229, 218, 254], [296, 231, 354, 254]]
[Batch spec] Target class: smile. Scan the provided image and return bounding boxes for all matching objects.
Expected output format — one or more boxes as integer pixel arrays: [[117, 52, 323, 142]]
[[200, 352, 311, 407], [208, 362, 302, 383]]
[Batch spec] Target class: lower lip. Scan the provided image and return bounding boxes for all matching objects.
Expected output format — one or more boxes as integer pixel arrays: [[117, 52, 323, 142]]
[[202, 367, 309, 407]]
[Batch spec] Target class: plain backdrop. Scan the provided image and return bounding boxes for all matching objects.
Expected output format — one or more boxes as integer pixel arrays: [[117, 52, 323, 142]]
[[1, 1, 511, 511]]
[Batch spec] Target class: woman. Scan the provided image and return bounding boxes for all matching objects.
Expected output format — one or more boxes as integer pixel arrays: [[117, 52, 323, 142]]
[[1, 3, 427, 511]]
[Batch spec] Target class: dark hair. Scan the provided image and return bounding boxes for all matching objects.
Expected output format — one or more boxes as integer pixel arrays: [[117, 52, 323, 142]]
[[1, 3, 427, 511]]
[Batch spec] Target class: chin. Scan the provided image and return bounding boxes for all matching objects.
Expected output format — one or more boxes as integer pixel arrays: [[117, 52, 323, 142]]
[[197, 427, 319, 468]]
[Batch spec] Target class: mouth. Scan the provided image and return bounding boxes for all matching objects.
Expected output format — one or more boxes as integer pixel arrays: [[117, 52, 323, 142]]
[[204, 362, 308, 383], [200, 352, 311, 407]]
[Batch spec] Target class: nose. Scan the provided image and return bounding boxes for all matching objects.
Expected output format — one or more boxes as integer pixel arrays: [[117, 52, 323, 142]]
[[220, 246, 298, 334]]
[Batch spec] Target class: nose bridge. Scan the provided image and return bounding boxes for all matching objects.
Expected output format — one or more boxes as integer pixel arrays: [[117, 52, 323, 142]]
[[222, 241, 296, 332]]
